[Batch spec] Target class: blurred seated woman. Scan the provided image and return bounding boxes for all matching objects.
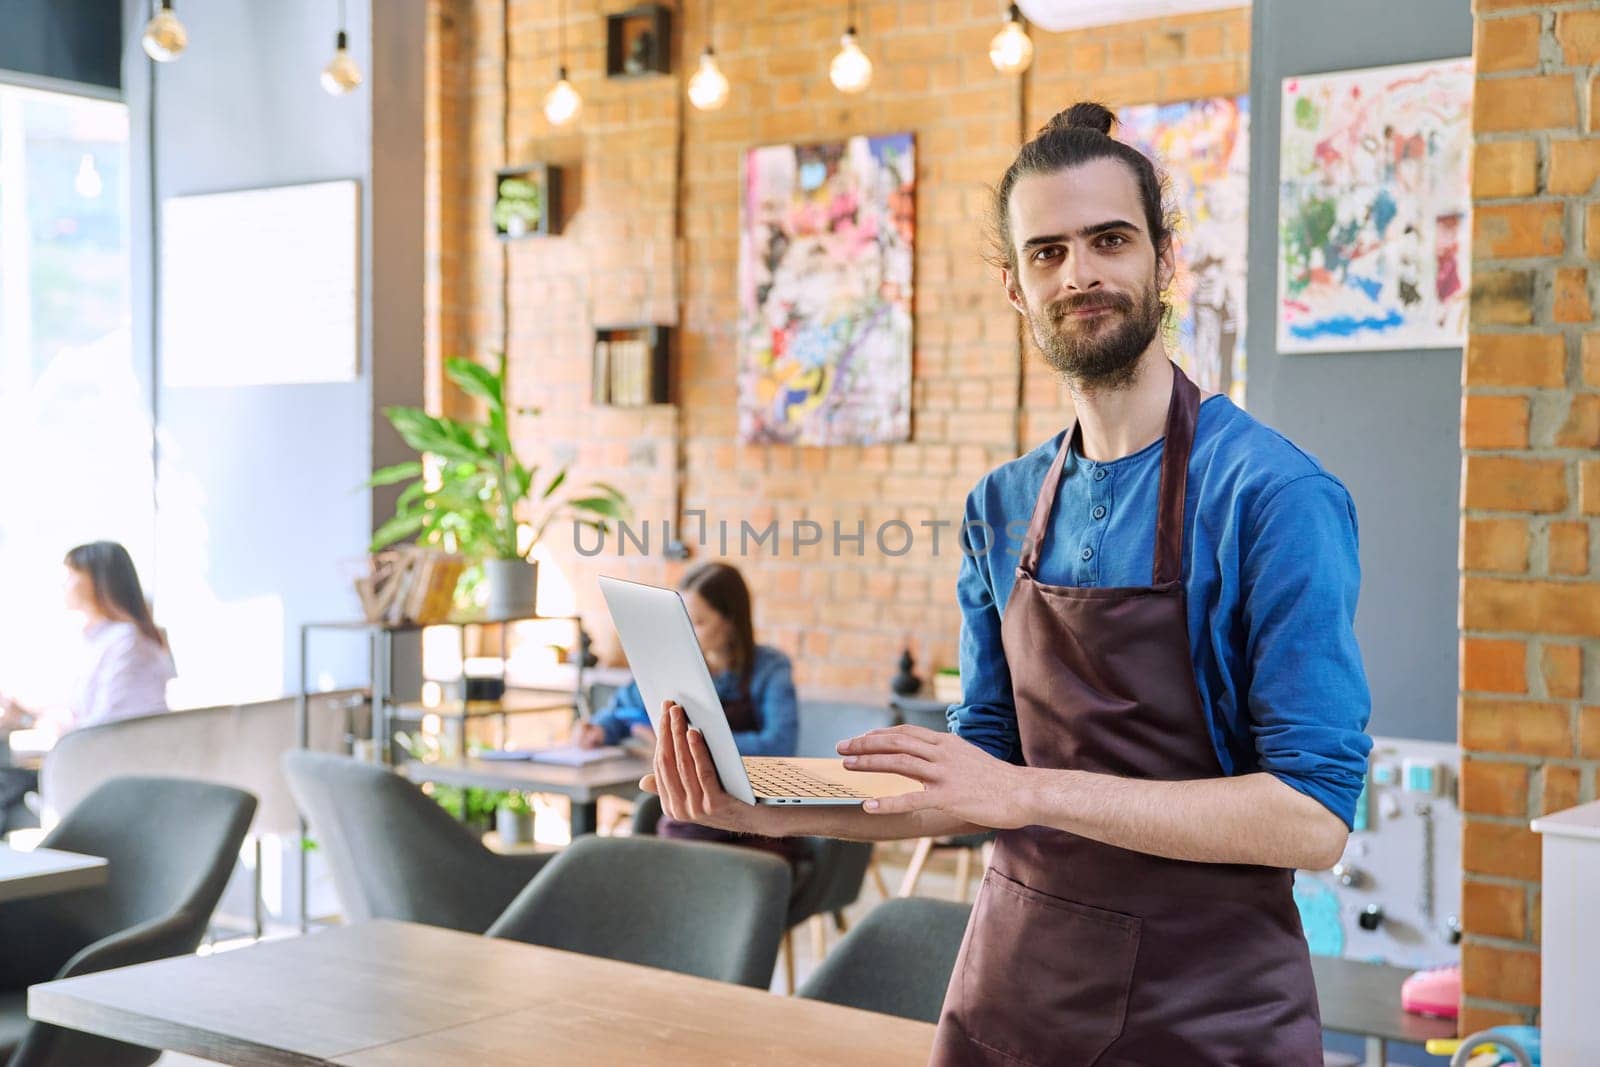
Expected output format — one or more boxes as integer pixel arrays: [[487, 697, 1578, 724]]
[[574, 560, 799, 853], [0, 542, 175, 833]]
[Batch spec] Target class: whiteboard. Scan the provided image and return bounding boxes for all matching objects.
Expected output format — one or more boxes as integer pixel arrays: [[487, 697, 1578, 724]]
[[160, 180, 360, 387]]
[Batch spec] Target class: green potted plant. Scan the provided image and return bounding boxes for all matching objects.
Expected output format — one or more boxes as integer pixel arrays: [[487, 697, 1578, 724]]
[[370, 352, 628, 618], [495, 790, 535, 847]]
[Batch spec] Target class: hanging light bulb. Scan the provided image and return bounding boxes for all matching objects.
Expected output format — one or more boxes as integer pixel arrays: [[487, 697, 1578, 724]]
[[829, 28, 873, 94], [141, 0, 188, 63], [544, 0, 581, 126], [74, 154, 103, 199], [322, 31, 364, 95], [544, 67, 582, 126], [688, 48, 730, 111], [989, 4, 1034, 74], [688, 0, 730, 111]]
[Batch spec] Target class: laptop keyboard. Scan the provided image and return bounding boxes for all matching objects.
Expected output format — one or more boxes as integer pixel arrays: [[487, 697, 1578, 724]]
[[745, 758, 865, 799]]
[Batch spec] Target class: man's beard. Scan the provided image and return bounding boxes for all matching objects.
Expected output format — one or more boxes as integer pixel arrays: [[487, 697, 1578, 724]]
[[1028, 279, 1165, 391]]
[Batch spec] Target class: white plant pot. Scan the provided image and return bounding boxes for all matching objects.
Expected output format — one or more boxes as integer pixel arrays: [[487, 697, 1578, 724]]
[[484, 558, 538, 620], [496, 807, 535, 847]]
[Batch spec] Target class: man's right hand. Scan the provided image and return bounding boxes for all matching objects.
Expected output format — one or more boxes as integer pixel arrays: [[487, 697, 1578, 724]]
[[571, 722, 607, 749], [640, 701, 765, 834]]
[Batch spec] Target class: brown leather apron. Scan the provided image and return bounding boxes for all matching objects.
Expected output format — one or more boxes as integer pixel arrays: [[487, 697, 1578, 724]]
[[932, 363, 1322, 1066]]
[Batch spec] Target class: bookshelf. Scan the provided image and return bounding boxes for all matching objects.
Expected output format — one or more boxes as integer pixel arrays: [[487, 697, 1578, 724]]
[[592, 324, 671, 407]]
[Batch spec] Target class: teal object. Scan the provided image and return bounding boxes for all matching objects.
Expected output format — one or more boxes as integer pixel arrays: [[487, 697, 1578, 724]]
[[1372, 762, 1398, 786], [1404, 762, 1438, 793], [1292, 874, 1344, 957], [1352, 779, 1370, 831]]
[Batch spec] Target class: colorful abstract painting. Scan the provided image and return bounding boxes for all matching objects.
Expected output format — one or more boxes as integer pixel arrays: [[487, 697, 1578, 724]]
[[1119, 97, 1250, 405], [1277, 59, 1473, 353], [738, 133, 914, 445]]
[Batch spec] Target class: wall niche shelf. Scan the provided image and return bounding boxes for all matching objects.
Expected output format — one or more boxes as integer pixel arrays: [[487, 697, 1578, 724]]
[[493, 163, 564, 239], [592, 324, 671, 407], [605, 5, 672, 78]]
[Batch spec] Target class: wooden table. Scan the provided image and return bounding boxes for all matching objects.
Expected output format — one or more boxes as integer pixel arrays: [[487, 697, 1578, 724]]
[[0, 843, 107, 903], [402, 754, 651, 836], [1312, 955, 1456, 1066], [28, 919, 936, 1066]]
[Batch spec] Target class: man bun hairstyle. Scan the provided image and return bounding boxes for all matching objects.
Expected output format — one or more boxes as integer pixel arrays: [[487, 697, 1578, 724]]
[[987, 100, 1177, 277], [1053, 100, 1116, 136]]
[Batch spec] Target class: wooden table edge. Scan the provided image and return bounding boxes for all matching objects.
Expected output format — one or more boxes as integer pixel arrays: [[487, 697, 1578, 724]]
[[28, 982, 332, 1067], [0, 850, 108, 904]]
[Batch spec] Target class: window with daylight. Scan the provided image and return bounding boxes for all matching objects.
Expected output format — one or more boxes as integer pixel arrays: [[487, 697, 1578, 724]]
[[0, 81, 151, 708]]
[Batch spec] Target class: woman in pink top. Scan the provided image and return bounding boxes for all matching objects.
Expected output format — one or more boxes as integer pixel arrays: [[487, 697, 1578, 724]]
[[0, 542, 175, 832]]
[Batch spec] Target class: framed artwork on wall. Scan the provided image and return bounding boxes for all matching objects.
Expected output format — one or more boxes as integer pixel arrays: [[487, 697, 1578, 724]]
[[737, 132, 915, 446], [1118, 96, 1250, 405], [1276, 58, 1474, 353]]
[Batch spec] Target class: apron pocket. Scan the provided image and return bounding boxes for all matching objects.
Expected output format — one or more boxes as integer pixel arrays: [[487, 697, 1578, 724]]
[[957, 868, 1141, 1067]]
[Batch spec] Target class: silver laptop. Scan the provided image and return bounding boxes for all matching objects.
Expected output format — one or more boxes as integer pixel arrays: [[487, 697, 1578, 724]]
[[598, 575, 921, 807]]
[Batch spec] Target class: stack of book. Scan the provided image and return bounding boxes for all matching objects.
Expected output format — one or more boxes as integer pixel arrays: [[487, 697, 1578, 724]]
[[355, 547, 465, 626], [593, 334, 655, 406]]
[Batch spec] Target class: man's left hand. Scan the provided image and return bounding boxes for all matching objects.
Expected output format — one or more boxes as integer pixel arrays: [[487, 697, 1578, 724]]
[[839, 725, 1031, 829]]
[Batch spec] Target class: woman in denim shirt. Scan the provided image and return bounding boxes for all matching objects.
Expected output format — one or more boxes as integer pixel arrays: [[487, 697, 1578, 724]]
[[576, 561, 799, 852]]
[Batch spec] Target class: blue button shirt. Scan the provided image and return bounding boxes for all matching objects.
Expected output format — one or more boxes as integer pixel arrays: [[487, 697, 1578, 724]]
[[592, 644, 799, 757], [952, 395, 1373, 828]]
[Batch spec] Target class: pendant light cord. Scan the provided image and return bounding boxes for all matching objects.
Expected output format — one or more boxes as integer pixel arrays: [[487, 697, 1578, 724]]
[[500, 0, 510, 359]]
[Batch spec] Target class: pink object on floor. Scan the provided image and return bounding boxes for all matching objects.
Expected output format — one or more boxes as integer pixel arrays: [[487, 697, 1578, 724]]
[[1400, 963, 1461, 1019]]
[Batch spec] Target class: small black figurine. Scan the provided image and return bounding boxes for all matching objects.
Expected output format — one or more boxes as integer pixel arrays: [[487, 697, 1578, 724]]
[[576, 625, 599, 668], [891, 647, 922, 696]]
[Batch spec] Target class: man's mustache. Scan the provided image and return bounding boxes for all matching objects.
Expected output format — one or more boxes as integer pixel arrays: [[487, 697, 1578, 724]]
[[1047, 292, 1133, 320]]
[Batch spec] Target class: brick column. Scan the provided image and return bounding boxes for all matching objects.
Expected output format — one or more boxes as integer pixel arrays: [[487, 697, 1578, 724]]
[[1460, 0, 1600, 1031]]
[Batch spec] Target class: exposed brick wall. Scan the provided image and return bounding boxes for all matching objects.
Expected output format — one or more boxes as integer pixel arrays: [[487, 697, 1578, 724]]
[[425, 1, 1250, 695], [1460, 0, 1600, 1031]]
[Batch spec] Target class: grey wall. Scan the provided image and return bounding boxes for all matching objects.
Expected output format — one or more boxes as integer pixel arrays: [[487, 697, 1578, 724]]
[[2, 0, 122, 91], [122, 0, 425, 699], [1247, 0, 1472, 742]]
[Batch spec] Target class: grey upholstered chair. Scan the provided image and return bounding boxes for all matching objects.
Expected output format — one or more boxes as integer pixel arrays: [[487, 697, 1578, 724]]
[[890, 700, 996, 900], [787, 701, 895, 940], [486, 834, 790, 988], [281, 750, 555, 934], [0, 776, 258, 1067], [798, 897, 973, 1023]]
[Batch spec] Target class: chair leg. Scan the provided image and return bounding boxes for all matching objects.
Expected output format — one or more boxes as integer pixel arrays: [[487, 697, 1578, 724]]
[[898, 836, 935, 898], [833, 909, 848, 933], [783, 929, 796, 994], [954, 846, 973, 902], [252, 836, 265, 940], [867, 846, 891, 899], [599, 797, 637, 836], [810, 914, 828, 964]]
